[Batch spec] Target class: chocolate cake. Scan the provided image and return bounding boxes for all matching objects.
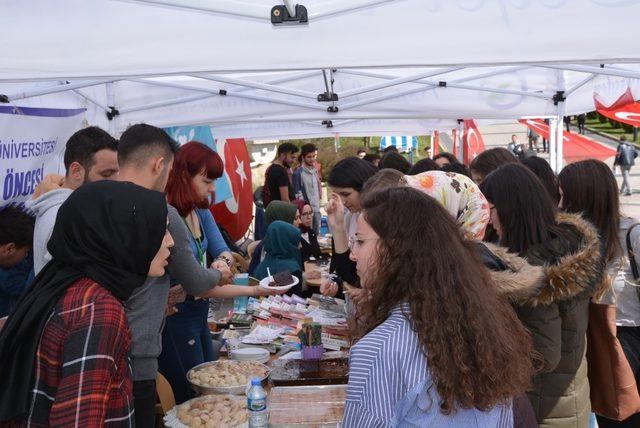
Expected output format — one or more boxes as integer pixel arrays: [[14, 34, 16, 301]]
[[269, 270, 293, 287]]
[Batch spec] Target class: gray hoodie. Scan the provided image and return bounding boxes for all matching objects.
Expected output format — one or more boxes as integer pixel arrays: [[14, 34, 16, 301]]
[[24, 188, 73, 274], [126, 205, 222, 381]]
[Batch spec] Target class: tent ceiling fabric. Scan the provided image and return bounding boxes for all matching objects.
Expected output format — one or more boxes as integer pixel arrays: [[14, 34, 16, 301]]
[[2, 1, 640, 139], [1, 0, 640, 80]]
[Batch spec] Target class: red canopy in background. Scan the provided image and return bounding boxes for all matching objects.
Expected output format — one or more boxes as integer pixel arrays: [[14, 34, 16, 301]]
[[210, 138, 253, 241], [462, 120, 485, 165], [595, 88, 640, 127], [519, 119, 616, 163]]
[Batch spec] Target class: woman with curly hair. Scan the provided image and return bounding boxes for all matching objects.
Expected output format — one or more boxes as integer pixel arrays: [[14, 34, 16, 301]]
[[342, 187, 535, 427]]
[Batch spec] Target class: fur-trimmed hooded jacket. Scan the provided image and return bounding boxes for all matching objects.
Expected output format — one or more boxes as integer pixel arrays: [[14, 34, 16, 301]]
[[482, 212, 603, 428]]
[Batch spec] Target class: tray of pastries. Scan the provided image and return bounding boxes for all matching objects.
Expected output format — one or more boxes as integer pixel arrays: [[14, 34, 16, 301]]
[[164, 394, 248, 428], [187, 360, 269, 395]]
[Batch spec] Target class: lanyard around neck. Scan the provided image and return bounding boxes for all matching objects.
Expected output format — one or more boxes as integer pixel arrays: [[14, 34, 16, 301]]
[[183, 215, 206, 268]]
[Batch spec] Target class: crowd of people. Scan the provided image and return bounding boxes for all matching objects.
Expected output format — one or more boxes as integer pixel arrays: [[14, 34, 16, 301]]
[[259, 139, 640, 427], [0, 127, 639, 427]]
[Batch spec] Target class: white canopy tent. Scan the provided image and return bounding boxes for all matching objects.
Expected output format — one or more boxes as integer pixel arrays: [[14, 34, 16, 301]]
[[2, 0, 640, 169]]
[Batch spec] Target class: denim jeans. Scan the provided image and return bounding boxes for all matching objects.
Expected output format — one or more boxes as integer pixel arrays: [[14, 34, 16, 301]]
[[158, 299, 221, 403], [621, 166, 633, 195]]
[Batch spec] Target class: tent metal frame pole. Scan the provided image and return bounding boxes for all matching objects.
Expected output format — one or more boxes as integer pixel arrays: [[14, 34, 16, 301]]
[[231, 70, 320, 93], [555, 70, 566, 173], [330, 119, 359, 127], [300, 120, 327, 127], [188, 73, 317, 99], [119, 93, 216, 114], [216, 90, 326, 110], [339, 67, 462, 98], [127, 79, 226, 94], [6, 79, 114, 101], [340, 86, 435, 110], [338, 66, 549, 103], [283, 0, 296, 16], [106, 82, 116, 135], [549, 118, 558, 173], [130, 0, 393, 22], [72, 89, 109, 112], [127, 0, 269, 20], [120, 70, 320, 114], [126, 78, 326, 111], [310, 0, 395, 20], [541, 64, 640, 80], [339, 66, 529, 86], [130, 70, 319, 95], [564, 74, 597, 97], [446, 81, 549, 99], [215, 90, 327, 111], [339, 78, 548, 111], [192, 113, 461, 124]]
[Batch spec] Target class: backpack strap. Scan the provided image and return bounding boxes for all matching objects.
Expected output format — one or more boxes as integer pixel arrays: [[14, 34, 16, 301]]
[[626, 223, 640, 280]]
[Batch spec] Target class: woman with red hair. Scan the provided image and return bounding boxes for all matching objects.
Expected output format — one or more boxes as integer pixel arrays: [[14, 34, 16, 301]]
[[160, 141, 281, 403]]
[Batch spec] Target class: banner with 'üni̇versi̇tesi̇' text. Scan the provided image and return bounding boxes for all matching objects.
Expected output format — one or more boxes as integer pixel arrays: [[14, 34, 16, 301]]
[[0, 106, 86, 207]]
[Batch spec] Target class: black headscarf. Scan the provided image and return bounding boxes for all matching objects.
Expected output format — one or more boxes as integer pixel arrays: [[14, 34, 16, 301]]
[[0, 180, 168, 422]]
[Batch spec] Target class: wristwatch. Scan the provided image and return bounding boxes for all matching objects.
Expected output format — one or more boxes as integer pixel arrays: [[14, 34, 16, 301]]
[[215, 254, 233, 268]]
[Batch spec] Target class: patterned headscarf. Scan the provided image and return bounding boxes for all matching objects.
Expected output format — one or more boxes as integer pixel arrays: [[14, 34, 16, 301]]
[[404, 171, 489, 240]]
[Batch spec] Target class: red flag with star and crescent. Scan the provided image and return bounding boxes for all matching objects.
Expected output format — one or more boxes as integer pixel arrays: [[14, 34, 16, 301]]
[[210, 138, 253, 241], [462, 119, 485, 165], [594, 88, 640, 127]]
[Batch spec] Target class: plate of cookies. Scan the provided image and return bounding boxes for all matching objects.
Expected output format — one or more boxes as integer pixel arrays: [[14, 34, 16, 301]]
[[187, 360, 270, 395], [164, 394, 248, 428]]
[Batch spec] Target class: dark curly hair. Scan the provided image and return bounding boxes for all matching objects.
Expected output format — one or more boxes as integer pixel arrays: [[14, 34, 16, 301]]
[[357, 187, 535, 414]]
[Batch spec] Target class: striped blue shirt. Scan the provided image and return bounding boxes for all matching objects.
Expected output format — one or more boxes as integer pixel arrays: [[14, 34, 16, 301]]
[[343, 304, 513, 428]]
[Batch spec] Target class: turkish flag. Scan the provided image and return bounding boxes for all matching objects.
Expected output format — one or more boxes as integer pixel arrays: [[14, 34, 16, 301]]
[[519, 118, 551, 140], [518, 119, 616, 163], [462, 120, 485, 165], [595, 88, 640, 127], [210, 138, 253, 241]]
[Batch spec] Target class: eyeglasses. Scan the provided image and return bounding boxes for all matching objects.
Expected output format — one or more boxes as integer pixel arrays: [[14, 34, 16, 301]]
[[348, 236, 379, 251]]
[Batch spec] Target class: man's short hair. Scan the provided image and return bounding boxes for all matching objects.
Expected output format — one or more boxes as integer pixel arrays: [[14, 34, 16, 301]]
[[621, 136, 628, 142], [63, 126, 118, 172], [0, 205, 35, 248], [382, 145, 399, 154], [363, 153, 380, 163], [277, 142, 299, 156], [300, 143, 317, 157], [118, 123, 179, 167], [357, 149, 366, 154]]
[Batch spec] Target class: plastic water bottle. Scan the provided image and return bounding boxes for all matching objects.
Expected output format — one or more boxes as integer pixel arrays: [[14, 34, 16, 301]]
[[247, 378, 268, 427], [320, 215, 329, 236], [232, 273, 249, 313]]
